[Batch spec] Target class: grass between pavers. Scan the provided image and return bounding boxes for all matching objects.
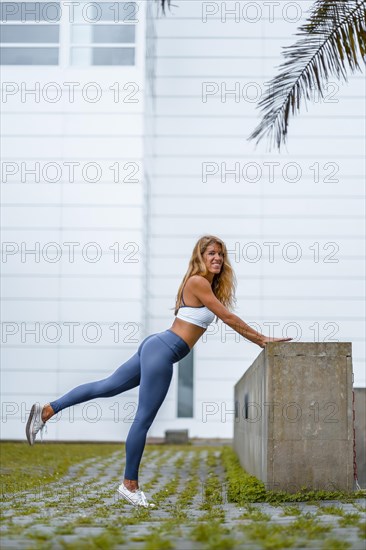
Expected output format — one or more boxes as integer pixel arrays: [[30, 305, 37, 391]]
[[187, 450, 238, 549], [279, 505, 303, 517], [238, 516, 333, 549], [358, 521, 366, 539], [0, 441, 122, 495], [53, 525, 126, 550], [129, 450, 199, 547], [221, 446, 366, 504], [1, 442, 366, 550], [3, 442, 364, 504], [321, 540, 352, 550], [315, 506, 364, 527], [139, 450, 236, 550]]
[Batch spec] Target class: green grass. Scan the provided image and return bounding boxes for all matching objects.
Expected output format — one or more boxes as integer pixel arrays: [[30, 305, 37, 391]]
[[178, 453, 200, 497], [221, 446, 366, 504], [58, 526, 125, 549], [150, 452, 185, 504], [280, 505, 303, 517], [317, 505, 345, 516], [358, 521, 366, 539], [1, 442, 365, 550], [199, 451, 224, 510], [238, 504, 271, 521], [0, 441, 122, 495], [321, 540, 351, 550], [190, 521, 236, 549], [240, 523, 296, 549], [240, 517, 332, 549], [337, 512, 362, 527]]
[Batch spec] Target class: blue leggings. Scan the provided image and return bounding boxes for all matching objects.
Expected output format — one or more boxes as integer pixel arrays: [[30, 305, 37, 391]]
[[49, 329, 190, 480]]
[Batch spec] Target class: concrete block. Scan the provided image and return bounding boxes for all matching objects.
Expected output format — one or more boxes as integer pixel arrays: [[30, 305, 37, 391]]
[[354, 387, 366, 488], [234, 342, 354, 492], [165, 429, 189, 444]]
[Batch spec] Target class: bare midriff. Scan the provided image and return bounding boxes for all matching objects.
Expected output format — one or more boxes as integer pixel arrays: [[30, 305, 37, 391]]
[[168, 317, 207, 350]]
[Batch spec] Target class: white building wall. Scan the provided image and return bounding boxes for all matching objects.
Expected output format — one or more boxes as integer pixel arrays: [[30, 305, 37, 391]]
[[1, 1, 150, 440], [142, 0, 156, 338], [1, 0, 364, 442], [146, 0, 365, 438]]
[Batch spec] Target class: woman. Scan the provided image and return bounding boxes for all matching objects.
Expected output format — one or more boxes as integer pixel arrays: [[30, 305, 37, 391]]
[[26, 235, 292, 508]]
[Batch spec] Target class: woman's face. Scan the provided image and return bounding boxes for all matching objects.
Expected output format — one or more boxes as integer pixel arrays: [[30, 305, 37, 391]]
[[202, 243, 224, 276]]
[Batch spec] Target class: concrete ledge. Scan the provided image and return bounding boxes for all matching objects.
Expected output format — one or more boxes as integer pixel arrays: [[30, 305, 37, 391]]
[[234, 342, 354, 493], [164, 429, 189, 444], [354, 387, 366, 488]]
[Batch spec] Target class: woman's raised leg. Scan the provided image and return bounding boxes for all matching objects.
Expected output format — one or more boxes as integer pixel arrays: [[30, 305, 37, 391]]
[[49, 351, 142, 414], [48, 335, 158, 416], [26, 334, 158, 445]]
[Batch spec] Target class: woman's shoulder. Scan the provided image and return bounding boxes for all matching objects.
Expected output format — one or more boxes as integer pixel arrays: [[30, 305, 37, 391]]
[[185, 275, 212, 293], [186, 275, 211, 289]]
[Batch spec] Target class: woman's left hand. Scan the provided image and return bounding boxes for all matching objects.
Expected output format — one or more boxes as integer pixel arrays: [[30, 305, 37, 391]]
[[259, 336, 293, 348]]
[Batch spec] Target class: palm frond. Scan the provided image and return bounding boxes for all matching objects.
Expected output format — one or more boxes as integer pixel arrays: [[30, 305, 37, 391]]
[[156, 0, 171, 14], [247, 0, 366, 152]]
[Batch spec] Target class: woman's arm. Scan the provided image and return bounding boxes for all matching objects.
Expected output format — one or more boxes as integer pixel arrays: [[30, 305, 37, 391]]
[[189, 276, 292, 348]]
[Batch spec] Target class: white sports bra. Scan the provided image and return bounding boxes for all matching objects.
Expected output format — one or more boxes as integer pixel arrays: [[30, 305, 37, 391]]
[[175, 283, 216, 329]]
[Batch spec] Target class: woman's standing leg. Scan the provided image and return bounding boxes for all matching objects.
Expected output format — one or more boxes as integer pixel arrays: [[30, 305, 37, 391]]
[[123, 335, 174, 484]]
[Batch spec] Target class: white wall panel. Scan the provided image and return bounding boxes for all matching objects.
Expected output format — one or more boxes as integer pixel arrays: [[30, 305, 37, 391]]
[[1, 346, 144, 374], [1, 261, 143, 278], [1, 1, 149, 441], [154, 157, 365, 177], [2, 137, 143, 158], [146, 0, 366, 440], [155, 110, 364, 136], [1, 186, 142, 205], [2, 276, 142, 300], [2, 98, 143, 114], [1, 1, 364, 443], [1, 113, 144, 136], [151, 196, 364, 216]]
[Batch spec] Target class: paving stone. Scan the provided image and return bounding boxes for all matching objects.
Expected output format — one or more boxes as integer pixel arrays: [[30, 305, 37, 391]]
[[317, 514, 344, 524], [7, 517, 34, 526], [0, 539, 34, 549], [2, 446, 366, 550], [73, 526, 105, 536]]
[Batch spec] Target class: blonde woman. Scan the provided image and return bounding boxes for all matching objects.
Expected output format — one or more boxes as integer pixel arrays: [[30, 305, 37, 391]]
[[26, 235, 292, 508]]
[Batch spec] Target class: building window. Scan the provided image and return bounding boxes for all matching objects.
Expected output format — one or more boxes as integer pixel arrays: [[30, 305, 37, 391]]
[[70, 1, 136, 66], [0, 2, 60, 65], [0, 1, 136, 66], [177, 350, 194, 418]]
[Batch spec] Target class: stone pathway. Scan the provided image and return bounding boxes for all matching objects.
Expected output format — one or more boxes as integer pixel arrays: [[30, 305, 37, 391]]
[[1, 446, 365, 549]]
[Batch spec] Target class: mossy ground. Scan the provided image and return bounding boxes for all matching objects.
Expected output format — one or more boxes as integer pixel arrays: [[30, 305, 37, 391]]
[[0, 442, 365, 549], [0, 441, 122, 494]]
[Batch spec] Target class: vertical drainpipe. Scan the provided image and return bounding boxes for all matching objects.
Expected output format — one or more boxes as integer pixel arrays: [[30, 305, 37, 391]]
[[142, 0, 157, 338]]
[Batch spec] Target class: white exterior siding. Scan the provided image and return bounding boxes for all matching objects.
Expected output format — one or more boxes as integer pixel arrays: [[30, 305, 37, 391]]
[[1, 1, 149, 440], [1, 0, 364, 441], [146, 0, 365, 438]]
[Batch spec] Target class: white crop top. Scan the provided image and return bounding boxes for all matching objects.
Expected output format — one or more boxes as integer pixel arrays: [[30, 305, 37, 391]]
[[175, 284, 216, 328]]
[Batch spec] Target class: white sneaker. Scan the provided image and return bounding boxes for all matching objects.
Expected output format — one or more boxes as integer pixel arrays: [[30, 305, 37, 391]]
[[117, 483, 155, 508], [26, 403, 46, 445]]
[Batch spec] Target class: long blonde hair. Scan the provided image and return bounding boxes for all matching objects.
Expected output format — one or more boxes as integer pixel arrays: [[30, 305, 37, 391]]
[[174, 235, 237, 315]]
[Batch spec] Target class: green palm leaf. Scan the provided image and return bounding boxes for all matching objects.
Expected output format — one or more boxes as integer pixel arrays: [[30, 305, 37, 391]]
[[157, 0, 171, 13], [247, 0, 366, 151]]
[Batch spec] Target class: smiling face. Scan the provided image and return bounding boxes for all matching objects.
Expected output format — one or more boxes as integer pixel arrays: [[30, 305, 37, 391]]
[[202, 242, 224, 279]]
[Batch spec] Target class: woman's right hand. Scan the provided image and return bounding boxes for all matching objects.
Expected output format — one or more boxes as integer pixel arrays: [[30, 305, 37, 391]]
[[257, 336, 293, 349]]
